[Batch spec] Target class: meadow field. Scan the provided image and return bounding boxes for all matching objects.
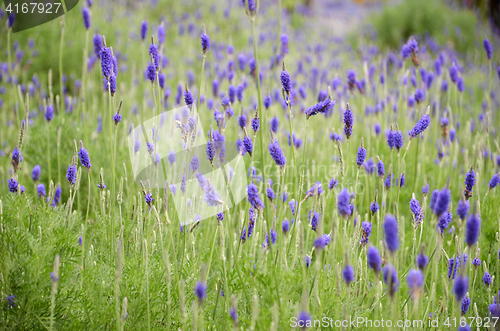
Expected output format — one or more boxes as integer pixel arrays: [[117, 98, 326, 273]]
[[1, 0, 500, 329]]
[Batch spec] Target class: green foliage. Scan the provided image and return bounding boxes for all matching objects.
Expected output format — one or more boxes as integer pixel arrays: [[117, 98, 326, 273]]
[[370, 0, 478, 52]]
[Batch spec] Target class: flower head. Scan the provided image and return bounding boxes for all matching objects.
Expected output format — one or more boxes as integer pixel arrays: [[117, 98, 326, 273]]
[[201, 32, 210, 55], [268, 139, 286, 168], [384, 214, 399, 253], [337, 188, 351, 218], [313, 234, 330, 249], [195, 282, 207, 302], [433, 188, 450, 217], [66, 164, 77, 185], [409, 114, 431, 139], [82, 7, 91, 30], [417, 253, 429, 270], [356, 138, 366, 168], [247, 183, 264, 210], [343, 104, 353, 139], [483, 38, 493, 60], [140, 20, 148, 40], [453, 275, 468, 301], [37, 183, 46, 197], [464, 168, 475, 199], [367, 246, 382, 274], [361, 221, 372, 245], [280, 68, 291, 95], [465, 213, 480, 246], [343, 265, 355, 285], [383, 264, 399, 297], [78, 144, 92, 171]]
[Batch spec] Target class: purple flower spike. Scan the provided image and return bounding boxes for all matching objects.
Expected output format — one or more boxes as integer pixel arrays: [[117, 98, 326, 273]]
[[483, 39, 493, 60], [343, 104, 353, 140], [82, 7, 91, 29], [343, 265, 355, 285], [465, 213, 480, 246], [409, 114, 431, 139], [201, 32, 210, 54], [268, 139, 286, 168], [367, 246, 381, 274], [384, 214, 399, 253]]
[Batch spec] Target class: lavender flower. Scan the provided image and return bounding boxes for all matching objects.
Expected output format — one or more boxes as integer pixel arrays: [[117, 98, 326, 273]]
[[113, 112, 122, 124], [184, 87, 194, 106], [146, 63, 156, 83], [92, 33, 102, 58], [488, 173, 499, 189], [243, 135, 253, 156], [201, 32, 210, 54], [270, 116, 279, 133], [264, 95, 272, 109], [313, 234, 330, 249], [367, 246, 382, 274], [305, 97, 335, 119], [51, 186, 62, 207], [140, 20, 148, 40], [361, 221, 372, 245], [464, 168, 475, 199], [483, 272, 492, 287], [337, 188, 351, 218], [78, 144, 92, 171], [247, 183, 264, 210], [100, 46, 113, 79], [461, 296, 471, 316], [407, 269, 424, 296], [409, 114, 431, 139], [297, 311, 311, 328], [343, 104, 353, 139], [328, 178, 338, 190], [7, 178, 19, 193], [453, 275, 468, 301], [30, 166, 41, 183], [190, 155, 200, 173], [45, 105, 54, 122], [37, 183, 46, 197], [251, 115, 259, 133], [483, 39, 493, 60], [289, 199, 295, 215], [433, 188, 450, 217], [416, 253, 429, 270], [266, 186, 275, 202], [280, 68, 291, 95], [194, 282, 207, 302], [66, 164, 77, 185], [356, 139, 366, 168], [268, 139, 286, 168], [437, 211, 452, 234], [383, 264, 399, 297], [384, 214, 399, 253], [204, 182, 222, 206], [82, 7, 91, 30], [393, 130, 403, 150], [465, 213, 480, 246], [310, 210, 319, 231], [370, 202, 379, 215], [11, 147, 22, 171], [409, 197, 421, 221], [343, 265, 355, 285], [282, 219, 289, 233]]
